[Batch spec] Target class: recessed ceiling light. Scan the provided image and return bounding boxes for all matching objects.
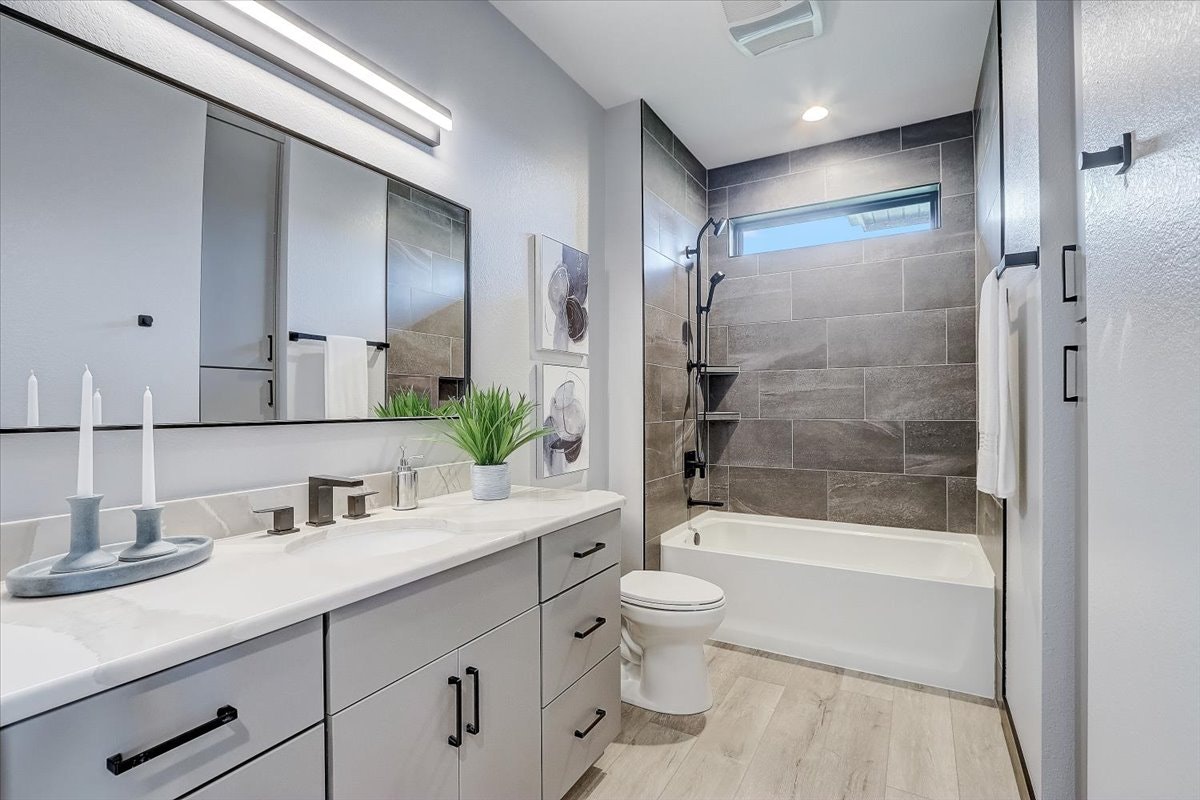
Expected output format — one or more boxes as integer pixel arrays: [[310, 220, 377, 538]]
[[802, 105, 830, 122]]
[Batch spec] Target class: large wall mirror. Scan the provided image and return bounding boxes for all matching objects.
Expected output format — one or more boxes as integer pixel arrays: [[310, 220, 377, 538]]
[[0, 11, 469, 431]]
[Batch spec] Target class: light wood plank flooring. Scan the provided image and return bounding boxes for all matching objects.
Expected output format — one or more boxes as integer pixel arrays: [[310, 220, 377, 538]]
[[565, 643, 1020, 800]]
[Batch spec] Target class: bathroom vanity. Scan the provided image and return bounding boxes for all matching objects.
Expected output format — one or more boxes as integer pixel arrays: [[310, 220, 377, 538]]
[[0, 488, 623, 800]]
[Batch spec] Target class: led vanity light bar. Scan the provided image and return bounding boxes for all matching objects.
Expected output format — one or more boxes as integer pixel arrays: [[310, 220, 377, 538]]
[[156, 0, 452, 146]]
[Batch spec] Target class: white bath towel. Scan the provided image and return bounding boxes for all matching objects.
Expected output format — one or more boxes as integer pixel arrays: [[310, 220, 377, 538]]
[[977, 272, 1017, 498], [324, 335, 369, 419]]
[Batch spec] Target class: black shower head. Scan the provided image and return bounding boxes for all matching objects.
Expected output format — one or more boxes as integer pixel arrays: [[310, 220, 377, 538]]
[[713, 218, 729, 237], [703, 271, 726, 312]]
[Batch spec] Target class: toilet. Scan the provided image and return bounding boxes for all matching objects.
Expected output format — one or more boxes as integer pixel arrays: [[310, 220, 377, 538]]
[[619, 570, 726, 715]]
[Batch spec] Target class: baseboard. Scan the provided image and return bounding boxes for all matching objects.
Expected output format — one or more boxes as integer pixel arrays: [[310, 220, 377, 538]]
[[999, 697, 1037, 800]]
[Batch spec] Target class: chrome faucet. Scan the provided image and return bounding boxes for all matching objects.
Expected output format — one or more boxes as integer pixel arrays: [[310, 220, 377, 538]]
[[307, 475, 364, 527]]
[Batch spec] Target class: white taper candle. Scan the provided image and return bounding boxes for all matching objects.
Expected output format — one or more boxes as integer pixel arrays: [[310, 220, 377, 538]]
[[142, 387, 156, 507], [77, 366, 93, 496], [26, 370, 38, 427], [92, 389, 102, 427]]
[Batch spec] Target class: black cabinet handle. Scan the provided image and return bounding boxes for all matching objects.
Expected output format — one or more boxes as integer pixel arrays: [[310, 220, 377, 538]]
[[574, 617, 607, 639], [267, 378, 274, 408], [1062, 245, 1079, 303], [267, 333, 274, 363], [1063, 345, 1080, 403], [448, 676, 463, 747], [574, 708, 607, 739], [106, 705, 238, 775], [465, 666, 481, 735], [573, 542, 606, 559]]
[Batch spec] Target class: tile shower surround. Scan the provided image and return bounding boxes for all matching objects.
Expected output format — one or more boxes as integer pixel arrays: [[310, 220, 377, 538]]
[[702, 112, 979, 535]]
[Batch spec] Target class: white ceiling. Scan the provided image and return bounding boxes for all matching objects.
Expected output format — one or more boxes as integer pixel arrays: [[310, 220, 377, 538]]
[[492, 0, 994, 168]]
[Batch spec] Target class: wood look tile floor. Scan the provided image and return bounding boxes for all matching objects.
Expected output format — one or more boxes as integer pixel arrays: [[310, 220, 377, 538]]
[[565, 644, 1021, 800]]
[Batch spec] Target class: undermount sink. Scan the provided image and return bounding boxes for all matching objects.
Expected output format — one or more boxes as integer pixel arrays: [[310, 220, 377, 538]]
[[283, 518, 460, 559]]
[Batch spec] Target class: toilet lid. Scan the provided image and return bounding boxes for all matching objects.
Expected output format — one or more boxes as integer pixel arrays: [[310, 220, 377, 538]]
[[620, 570, 724, 609]]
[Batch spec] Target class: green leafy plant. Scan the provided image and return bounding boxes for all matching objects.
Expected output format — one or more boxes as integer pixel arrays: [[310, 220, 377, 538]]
[[436, 385, 551, 466], [373, 388, 435, 418]]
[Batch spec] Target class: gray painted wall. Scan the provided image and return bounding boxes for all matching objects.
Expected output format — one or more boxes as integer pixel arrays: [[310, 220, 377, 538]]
[[701, 113, 980, 534], [0, 0, 606, 521]]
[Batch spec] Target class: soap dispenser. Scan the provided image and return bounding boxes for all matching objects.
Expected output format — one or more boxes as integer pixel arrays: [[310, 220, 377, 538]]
[[392, 447, 423, 510]]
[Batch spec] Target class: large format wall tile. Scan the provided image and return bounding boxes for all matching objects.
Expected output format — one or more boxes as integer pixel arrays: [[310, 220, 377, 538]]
[[645, 473, 687, 539], [759, 239, 864, 273], [660, 365, 690, 420], [709, 152, 790, 189], [727, 169, 825, 217], [727, 319, 827, 370], [388, 194, 453, 257], [708, 273, 793, 326], [727, 467, 828, 518], [940, 136, 976, 196], [825, 145, 940, 200], [904, 421, 977, 477], [903, 251, 976, 311], [828, 472, 948, 530], [793, 420, 904, 473], [645, 304, 688, 366], [792, 260, 903, 319], [900, 111, 973, 149], [947, 306, 977, 363], [645, 364, 663, 423], [709, 419, 793, 467], [644, 246, 679, 314], [947, 477, 978, 534], [865, 364, 976, 420], [863, 194, 975, 261], [759, 368, 865, 419], [645, 420, 681, 481], [643, 129, 686, 209], [788, 128, 901, 172], [828, 310, 948, 367], [708, 372, 760, 418], [388, 328, 452, 376]]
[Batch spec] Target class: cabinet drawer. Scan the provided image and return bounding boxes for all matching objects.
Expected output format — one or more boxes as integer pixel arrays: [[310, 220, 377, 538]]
[[326, 540, 537, 712], [538, 511, 620, 600], [183, 725, 325, 800], [540, 565, 620, 705], [541, 649, 620, 800], [0, 618, 322, 800]]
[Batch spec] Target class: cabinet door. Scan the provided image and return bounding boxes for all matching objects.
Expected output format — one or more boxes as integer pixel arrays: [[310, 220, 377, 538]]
[[329, 651, 459, 800], [200, 366, 273, 422], [183, 725, 324, 800], [458, 608, 541, 800]]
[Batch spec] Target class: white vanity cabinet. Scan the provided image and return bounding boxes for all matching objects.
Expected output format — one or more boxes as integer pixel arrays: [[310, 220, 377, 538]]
[[0, 506, 623, 800]]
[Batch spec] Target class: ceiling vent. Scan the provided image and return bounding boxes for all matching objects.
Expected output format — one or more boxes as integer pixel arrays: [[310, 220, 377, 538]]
[[721, 0, 824, 57]]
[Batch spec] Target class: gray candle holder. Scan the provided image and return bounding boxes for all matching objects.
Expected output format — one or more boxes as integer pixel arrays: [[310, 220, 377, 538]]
[[119, 506, 178, 562], [49, 495, 118, 574]]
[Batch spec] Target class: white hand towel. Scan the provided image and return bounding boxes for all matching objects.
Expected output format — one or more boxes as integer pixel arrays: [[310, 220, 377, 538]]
[[324, 335, 369, 419], [977, 271, 1018, 498]]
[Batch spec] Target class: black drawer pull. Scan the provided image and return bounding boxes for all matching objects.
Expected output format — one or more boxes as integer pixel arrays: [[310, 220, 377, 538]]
[[106, 705, 238, 776], [465, 666, 481, 735], [1061, 245, 1079, 303], [448, 676, 463, 747], [573, 542, 606, 559], [1063, 345, 1080, 403], [574, 617, 607, 639], [574, 708, 607, 739]]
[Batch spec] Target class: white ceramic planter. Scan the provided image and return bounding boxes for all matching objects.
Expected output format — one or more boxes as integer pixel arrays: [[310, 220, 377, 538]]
[[471, 463, 511, 501]]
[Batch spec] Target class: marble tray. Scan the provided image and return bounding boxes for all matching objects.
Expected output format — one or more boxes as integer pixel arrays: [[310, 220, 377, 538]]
[[5, 537, 213, 598]]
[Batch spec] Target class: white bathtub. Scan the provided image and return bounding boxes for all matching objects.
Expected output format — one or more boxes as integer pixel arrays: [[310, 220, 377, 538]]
[[661, 512, 995, 697]]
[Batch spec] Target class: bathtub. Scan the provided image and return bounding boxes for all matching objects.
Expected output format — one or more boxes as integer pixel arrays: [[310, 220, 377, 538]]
[[661, 512, 995, 697]]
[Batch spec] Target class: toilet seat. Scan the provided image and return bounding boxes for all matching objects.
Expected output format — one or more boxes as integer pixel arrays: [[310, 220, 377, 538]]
[[620, 570, 725, 611]]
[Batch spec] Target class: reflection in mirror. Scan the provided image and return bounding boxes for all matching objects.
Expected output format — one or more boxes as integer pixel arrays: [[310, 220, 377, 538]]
[[0, 12, 468, 430]]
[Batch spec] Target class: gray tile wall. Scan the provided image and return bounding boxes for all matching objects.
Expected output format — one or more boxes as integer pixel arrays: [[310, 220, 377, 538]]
[[642, 103, 707, 568], [703, 111, 979, 533], [386, 180, 467, 405]]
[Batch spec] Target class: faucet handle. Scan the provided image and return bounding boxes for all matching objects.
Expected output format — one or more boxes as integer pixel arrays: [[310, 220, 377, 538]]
[[253, 505, 299, 535], [344, 491, 379, 520]]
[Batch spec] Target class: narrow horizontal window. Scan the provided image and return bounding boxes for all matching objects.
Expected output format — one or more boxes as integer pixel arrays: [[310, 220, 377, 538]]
[[730, 184, 941, 257]]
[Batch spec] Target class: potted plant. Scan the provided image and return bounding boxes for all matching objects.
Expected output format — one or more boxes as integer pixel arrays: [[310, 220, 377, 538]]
[[436, 385, 551, 500], [373, 388, 435, 418]]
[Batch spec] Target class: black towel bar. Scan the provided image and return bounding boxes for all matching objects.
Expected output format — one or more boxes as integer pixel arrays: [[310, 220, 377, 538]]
[[288, 331, 389, 350]]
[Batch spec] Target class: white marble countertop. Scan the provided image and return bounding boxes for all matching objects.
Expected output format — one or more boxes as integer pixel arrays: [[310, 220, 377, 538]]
[[0, 486, 623, 727]]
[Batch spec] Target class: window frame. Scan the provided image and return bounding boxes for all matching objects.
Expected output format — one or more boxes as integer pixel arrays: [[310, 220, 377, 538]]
[[729, 183, 943, 257]]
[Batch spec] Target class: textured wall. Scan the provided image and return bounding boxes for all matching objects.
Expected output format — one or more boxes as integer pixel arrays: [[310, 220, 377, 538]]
[[701, 114, 980, 533], [641, 102, 706, 569]]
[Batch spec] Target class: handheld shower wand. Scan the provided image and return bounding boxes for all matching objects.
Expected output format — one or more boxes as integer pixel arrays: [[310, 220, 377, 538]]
[[684, 218, 728, 485]]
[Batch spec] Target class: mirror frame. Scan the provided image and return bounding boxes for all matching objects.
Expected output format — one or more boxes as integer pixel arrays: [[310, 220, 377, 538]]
[[0, 6, 471, 434]]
